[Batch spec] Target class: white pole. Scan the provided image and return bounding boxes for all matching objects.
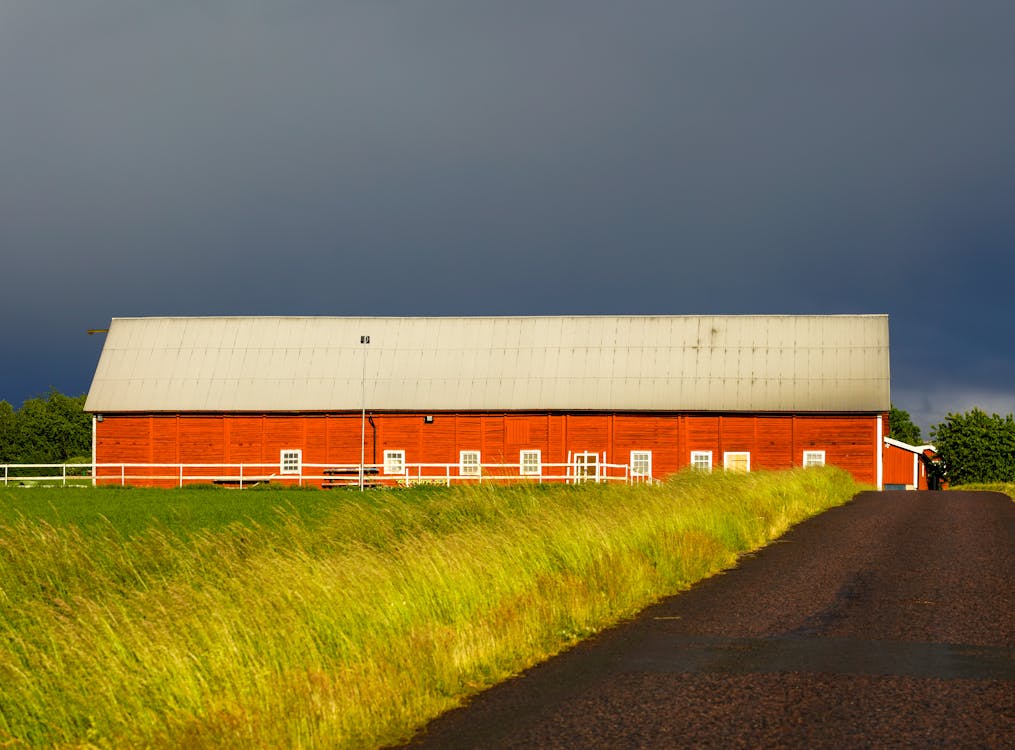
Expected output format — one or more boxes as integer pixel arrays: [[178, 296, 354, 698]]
[[360, 335, 370, 491], [91, 415, 97, 488], [876, 415, 884, 490]]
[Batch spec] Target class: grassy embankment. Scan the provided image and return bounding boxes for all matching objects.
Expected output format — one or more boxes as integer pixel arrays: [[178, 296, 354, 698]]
[[0, 468, 861, 749], [954, 483, 1015, 500]]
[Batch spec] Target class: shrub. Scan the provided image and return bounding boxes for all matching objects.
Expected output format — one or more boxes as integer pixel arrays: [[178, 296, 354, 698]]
[[931, 408, 1015, 485]]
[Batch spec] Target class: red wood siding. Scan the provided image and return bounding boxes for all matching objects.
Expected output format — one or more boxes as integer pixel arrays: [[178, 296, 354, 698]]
[[883, 442, 929, 489], [95, 411, 884, 487], [793, 416, 881, 485]]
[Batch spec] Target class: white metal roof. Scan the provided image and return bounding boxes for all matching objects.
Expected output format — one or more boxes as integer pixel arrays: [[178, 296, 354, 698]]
[[84, 315, 891, 413]]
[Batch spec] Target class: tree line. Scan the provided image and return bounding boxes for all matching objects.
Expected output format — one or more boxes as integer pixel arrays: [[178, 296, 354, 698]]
[[0, 390, 92, 464], [885, 405, 1015, 486], [927, 409, 1015, 486], [1, 391, 1013, 484]]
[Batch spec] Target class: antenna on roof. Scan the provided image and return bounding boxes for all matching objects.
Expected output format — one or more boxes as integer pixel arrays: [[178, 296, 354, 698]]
[[87, 329, 109, 335]]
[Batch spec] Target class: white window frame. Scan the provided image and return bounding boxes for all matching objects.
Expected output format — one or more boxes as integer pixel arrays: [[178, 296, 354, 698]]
[[280, 449, 302, 475], [384, 450, 406, 475], [460, 450, 481, 476], [803, 450, 826, 468], [690, 451, 713, 472], [630, 450, 652, 479], [723, 451, 751, 472], [520, 449, 542, 476]]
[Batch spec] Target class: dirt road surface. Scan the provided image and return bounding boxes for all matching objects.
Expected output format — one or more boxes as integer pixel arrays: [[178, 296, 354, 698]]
[[399, 490, 1015, 749]]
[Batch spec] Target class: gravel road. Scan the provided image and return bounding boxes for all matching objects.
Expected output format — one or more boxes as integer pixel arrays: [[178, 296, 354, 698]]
[[400, 490, 1015, 749]]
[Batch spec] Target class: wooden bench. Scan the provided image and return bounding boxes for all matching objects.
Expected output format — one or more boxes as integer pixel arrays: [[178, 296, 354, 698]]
[[322, 466, 382, 489]]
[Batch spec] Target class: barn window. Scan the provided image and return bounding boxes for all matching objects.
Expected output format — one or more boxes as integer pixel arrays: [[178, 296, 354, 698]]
[[520, 449, 542, 476], [690, 451, 712, 472], [280, 449, 302, 475], [803, 450, 826, 468], [630, 451, 652, 479], [724, 452, 751, 472], [384, 450, 405, 475], [460, 450, 481, 476]]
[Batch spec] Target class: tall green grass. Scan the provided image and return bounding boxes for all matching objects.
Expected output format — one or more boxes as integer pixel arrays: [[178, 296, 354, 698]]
[[0, 468, 860, 749]]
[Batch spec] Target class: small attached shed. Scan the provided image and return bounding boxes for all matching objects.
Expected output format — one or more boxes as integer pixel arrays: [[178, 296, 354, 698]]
[[84, 314, 892, 487], [882, 437, 939, 490]]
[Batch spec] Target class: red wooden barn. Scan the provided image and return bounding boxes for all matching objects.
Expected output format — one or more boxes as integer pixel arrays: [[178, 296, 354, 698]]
[[84, 315, 892, 487], [882, 437, 939, 490]]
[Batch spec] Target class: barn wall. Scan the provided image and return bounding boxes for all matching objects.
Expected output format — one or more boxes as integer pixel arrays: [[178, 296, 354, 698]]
[[882, 443, 928, 490], [793, 416, 881, 485], [94, 411, 884, 486]]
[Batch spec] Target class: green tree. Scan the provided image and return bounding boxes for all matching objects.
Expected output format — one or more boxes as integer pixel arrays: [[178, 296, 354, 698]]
[[888, 405, 922, 445], [0, 390, 91, 464], [0, 400, 16, 463], [931, 408, 1015, 485]]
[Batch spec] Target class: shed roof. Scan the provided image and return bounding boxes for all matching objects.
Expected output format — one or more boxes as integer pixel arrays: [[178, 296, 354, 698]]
[[84, 315, 890, 413], [884, 437, 937, 455]]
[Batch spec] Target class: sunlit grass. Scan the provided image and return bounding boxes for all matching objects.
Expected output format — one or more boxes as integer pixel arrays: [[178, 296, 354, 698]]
[[0, 483, 335, 538], [0, 468, 860, 749], [955, 482, 1015, 500]]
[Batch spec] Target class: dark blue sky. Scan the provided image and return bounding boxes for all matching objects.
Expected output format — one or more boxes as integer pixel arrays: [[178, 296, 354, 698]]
[[3, 1, 1014, 434]]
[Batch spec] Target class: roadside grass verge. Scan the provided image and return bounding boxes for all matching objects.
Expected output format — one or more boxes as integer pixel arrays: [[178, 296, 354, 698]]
[[0, 468, 859, 749], [953, 482, 1015, 501]]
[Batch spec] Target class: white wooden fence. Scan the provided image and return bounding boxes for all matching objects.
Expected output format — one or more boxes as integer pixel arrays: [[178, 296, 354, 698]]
[[1, 459, 651, 489]]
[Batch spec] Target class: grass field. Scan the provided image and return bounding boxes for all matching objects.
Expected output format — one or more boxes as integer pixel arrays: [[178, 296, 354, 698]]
[[0, 468, 861, 749], [0, 483, 340, 538]]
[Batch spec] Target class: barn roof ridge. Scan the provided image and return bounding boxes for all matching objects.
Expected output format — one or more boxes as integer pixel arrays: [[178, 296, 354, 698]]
[[108, 313, 889, 321]]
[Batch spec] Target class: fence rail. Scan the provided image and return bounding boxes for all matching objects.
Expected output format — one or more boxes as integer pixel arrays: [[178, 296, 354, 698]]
[[2, 460, 652, 488]]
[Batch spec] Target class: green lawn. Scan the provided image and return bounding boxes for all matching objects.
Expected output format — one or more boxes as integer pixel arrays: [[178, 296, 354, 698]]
[[0, 483, 350, 538]]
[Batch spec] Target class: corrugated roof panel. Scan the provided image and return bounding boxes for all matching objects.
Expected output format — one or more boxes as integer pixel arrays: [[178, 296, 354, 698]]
[[206, 378, 228, 409], [230, 319, 252, 349], [83, 315, 890, 413], [543, 318, 564, 349], [300, 379, 325, 409], [122, 320, 144, 349]]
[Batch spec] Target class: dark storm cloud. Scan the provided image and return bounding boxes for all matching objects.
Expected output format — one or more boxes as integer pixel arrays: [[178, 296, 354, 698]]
[[2, 1, 1014, 431]]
